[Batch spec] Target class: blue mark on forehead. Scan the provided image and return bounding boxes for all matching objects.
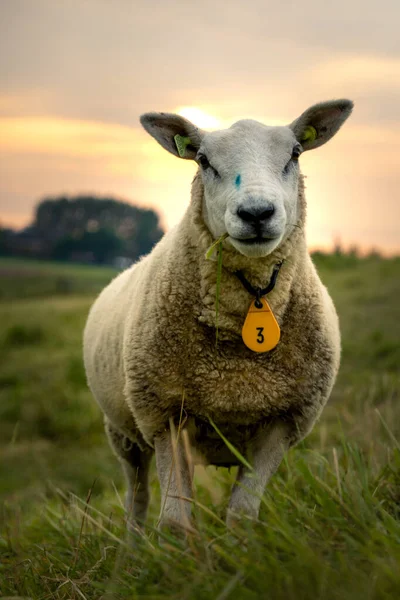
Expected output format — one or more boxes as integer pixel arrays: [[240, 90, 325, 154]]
[[235, 174, 241, 188]]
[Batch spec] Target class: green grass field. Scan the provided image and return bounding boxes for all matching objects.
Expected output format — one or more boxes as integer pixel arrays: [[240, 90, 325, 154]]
[[1, 254, 400, 599]]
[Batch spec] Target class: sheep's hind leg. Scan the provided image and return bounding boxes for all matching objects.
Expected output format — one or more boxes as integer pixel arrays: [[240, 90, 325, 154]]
[[105, 419, 153, 530], [155, 423, 193, 536], [227, 421, 290, 527]]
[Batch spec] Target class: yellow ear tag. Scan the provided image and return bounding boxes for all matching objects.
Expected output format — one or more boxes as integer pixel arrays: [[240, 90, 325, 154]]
[[242, 297, 280, 353], [301, 125, 317, 143], [174, 134, 192, 158]]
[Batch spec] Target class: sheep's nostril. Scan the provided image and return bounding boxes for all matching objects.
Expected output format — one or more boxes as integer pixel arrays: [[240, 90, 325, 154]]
[[237, 205, 275, 223], [259, 206, 275, 220], [237, 208, 257, 223]]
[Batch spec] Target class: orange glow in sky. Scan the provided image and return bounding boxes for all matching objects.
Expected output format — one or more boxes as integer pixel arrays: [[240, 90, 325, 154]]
[[1, 0, 399, 253]]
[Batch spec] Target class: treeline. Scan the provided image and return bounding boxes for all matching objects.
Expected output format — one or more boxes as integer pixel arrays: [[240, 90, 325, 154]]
[[0, 196, 165, 265]]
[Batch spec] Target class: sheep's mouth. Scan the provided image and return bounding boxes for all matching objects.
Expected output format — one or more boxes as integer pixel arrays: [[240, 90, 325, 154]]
[[232, 235, 277, 245]]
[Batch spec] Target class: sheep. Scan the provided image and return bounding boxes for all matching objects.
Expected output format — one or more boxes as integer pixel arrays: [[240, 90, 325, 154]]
[[83, 99, 353, 532]]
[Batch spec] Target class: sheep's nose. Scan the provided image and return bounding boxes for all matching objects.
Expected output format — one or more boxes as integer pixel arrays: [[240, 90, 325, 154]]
[[237, 203, 275, 224]]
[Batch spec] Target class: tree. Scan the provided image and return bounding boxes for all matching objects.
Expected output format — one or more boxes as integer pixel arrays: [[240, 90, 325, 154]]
[[53, 228, 124, 264], [21, 195, 164, 263]]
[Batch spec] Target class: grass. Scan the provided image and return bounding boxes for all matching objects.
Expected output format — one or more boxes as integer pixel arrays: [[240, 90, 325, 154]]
[[0, 257, 117, 300], [0, 254, 400, 599]]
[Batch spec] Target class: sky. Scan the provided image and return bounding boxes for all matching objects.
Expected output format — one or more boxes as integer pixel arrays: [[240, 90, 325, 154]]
[[1, 0, 399, 252]]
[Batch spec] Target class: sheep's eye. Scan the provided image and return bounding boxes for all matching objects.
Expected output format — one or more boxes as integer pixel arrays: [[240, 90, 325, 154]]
[[198, 154, 210, 169], [197, 153, 220, 178], [283, 144, 302, 176], [291, 144, 302, 160]]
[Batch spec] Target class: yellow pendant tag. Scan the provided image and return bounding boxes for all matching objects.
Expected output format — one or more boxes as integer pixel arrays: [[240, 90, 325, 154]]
[[242, 297, 280, 353]]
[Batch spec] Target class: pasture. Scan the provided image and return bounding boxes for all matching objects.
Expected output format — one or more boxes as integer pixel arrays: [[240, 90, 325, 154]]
[[0, 254, 399, 599]]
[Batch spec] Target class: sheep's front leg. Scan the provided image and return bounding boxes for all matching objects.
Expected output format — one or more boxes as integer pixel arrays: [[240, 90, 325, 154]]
[[227, 421, 290, 526], [155, 425, 193, 534]]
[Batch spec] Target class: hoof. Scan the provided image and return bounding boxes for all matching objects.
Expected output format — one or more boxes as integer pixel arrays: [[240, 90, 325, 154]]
[[157, 517, 195, 545]]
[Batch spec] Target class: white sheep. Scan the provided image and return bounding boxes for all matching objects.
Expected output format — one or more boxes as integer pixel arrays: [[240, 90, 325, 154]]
[[83, 99, 353, 532]]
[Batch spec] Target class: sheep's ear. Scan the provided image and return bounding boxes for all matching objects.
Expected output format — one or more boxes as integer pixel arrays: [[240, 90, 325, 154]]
[[289, 99, 354, 151], [140, 112, 204, 159]]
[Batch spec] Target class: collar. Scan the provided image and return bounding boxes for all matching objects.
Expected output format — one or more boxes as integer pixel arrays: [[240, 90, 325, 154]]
[[234, 261, 284, 308]]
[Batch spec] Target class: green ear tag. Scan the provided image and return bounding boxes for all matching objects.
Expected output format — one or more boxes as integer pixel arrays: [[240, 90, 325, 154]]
[[301, 126, 317, 143], [174, 134, 192, 158]]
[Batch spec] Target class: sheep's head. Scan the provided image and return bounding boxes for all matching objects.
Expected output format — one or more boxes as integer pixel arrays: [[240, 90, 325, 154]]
[[141, 100, 353, 258]]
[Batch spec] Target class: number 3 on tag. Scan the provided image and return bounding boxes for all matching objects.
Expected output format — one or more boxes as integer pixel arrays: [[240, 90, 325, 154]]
[[242, 297, 280, 353]]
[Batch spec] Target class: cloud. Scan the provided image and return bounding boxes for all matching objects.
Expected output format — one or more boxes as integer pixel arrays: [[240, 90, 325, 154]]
[[2, 0, 399, 126], [313, 55, 400, 90]]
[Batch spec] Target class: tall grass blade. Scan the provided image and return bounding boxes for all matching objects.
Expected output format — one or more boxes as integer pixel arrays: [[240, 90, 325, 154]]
[[209, 418, 253, 471]]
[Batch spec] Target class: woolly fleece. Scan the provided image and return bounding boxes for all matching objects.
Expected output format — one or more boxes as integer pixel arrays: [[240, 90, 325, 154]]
[[83, 172, 340, 453]]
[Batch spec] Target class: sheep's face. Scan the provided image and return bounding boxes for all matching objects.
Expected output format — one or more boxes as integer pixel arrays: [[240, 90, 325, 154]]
[[140, 100, 353, 258], [198, 121, 301, 258]]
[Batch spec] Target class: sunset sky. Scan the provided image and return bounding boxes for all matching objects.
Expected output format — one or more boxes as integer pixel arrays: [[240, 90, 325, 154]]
[[1, 0, 399, 252]]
